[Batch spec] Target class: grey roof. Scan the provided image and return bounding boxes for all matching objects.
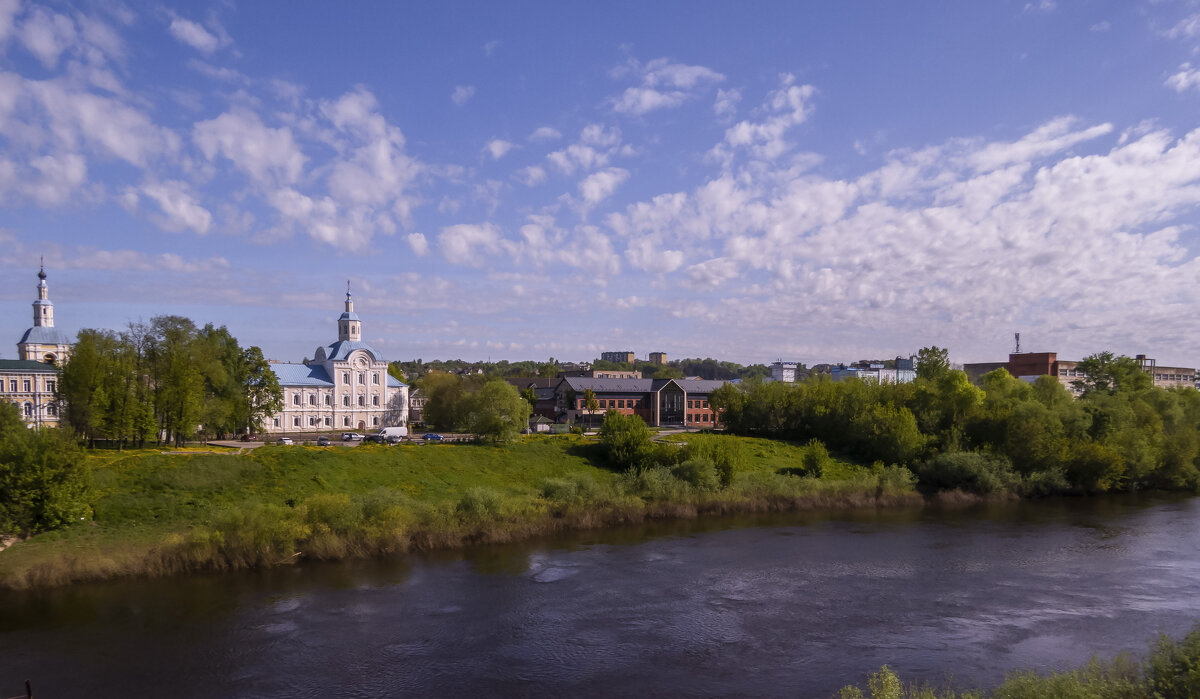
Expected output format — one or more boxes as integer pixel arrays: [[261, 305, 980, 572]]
[[338, 311, 361, 321], [324, 340, 381, 361], [387, 375, 406, 388], [561, 376, 731, 395], [18, 327, 73, 346], [271, 362, 334, 387], [0, 359, 61, 373]]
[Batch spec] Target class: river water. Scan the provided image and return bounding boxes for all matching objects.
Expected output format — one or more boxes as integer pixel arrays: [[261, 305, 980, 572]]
[[3, 495, 1200, 698]]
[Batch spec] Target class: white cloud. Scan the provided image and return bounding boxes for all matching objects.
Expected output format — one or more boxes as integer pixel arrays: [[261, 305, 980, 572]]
[[529, 126, 561, 142], [711, 74, 816, 164], [1090, 21, 1110, 33], [484, 138, 514, 159], [611, 56, 724, 115], [624, 237, 685, 274], [579, 167, 629, 204], [438, 222, 502, 265], [25, 152, 87, 206], [18, 7, 77, 68], [407, 232, 429, 256], [451, 85, 476, 105], [515, 165, 546, 187], [968, 116, 1113, 172], [167, 16, 221, 53], [483, 39, 501, 56], [141, 180, 212, 234], [1167, 13, 1200, 40], [0, 0, 20, 43], [714, 88, 741, 119], [194, 108, 306, 186], [1166, 63, 1200, 93]]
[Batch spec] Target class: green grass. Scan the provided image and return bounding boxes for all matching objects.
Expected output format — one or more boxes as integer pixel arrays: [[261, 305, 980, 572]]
[[0, 434, 920, 589]]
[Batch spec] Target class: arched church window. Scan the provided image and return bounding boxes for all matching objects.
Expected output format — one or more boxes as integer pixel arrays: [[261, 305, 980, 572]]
[[358, 396, 365, 407]]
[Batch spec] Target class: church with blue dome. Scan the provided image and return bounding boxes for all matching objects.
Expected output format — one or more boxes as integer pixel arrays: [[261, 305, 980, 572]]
[[265, 284, 408, 434]]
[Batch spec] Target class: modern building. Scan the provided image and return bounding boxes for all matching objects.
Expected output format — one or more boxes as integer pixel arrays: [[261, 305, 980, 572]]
[[648, 352, 667, 365], [769, 361, 798, 383], [556, 376, 729, 428], [265, 286, 408, 434], [2, 267, 70, 428], [600, 351, 636, 364], [502, 377, 560, 420], [964, 351, 1196, 393]]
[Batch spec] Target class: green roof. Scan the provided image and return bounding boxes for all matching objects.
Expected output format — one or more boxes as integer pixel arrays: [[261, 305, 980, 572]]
[[0, 359, 61, 372]]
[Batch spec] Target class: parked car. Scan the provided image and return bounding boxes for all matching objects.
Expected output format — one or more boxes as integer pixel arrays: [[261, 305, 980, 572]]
[[342, 432, 363, 441], [423, 433, 445, 442], [364, 434, 388, 444], [316, 436, 331, 446], [277, 437, 293, 445]]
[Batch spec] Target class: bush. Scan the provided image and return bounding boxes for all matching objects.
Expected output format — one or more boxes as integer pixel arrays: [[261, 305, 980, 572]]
[[914, 452, 1017, 495], [0, 403, 93, 535], [800, 439, 831, 478], [539, 473, 605, 507], [684, 435, 744, 488], [598, 411, 653, 471], [454, 487, 507, 523], [670, 457, 720, 492], [1145, 626, 1200, 698]]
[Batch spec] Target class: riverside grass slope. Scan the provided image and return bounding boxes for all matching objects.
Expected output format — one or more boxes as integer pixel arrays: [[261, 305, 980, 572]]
[[0, 434, 922, 589]]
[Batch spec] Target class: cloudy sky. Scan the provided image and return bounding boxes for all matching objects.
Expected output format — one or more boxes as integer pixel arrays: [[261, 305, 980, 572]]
[[2, 1, 1200, 367]]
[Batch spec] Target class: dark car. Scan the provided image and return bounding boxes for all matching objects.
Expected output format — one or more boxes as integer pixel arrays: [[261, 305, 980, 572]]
[[316, 436, 331, 446], [423, 433, 445, 442], [364, 434, 388, 444]]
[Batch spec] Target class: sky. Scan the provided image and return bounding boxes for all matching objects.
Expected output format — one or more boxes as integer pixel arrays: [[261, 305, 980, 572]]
[[2, 1, 1200, 368]]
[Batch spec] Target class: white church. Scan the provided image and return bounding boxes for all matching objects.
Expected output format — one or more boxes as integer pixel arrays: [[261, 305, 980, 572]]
[[266, 285, 408, 434]]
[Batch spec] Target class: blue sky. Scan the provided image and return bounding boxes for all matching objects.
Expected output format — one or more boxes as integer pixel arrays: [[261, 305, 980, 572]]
[[3, 1, 1200, 367]]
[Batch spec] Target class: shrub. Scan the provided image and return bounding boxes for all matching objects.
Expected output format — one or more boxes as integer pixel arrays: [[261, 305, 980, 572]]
[[1145, 626, 1200, 698], [539, 473, 605, 507], [455, 487, 507, 523], [670, 457, 720, 492], [914, 452, 1017, 495], [598, 411, 653, 471], [800, 439, 831, 478]]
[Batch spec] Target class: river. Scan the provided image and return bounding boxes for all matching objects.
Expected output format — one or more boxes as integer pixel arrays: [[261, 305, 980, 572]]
[[3, 495, 1200, 698]]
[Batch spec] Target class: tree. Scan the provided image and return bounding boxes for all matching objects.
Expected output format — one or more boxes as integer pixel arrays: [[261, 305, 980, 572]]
[[708, 383, 742, 430], [1073, 352, 1153, 396], [419, 372, 467, 430], [0, 403, 92, 535], [467, 380, 531, 442], [916, 346, 951, 382], [238, 346, 283, 435], [520, 387, 538, 411], [582, 388, 599, 429], [598, 411, 652, 470]]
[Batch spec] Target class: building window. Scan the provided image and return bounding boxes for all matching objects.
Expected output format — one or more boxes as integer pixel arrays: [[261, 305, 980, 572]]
[[23, 379, 31, 392], [47, 380, 56, 393], [343, 416, 350, 427], [309, 417, 316, 426], [324, 395, 331, 406], [358, 372, 365, 384], [358, 396, 365, 407], [48, 404, 57, 417], [273, 417, 280, 427], [23, 402, 32, 417], [343, 372, 350, 384], [372, 417, 379, 426], [293, 417, 300, 427], [292, 394, 301, 406], [372, 395, 379, 406], [308, 395, 316, 406], [343, 396, 350, 407], [8, 380, 16, 392], [372, 373, 380, 385], [324, 417, 331, 426]]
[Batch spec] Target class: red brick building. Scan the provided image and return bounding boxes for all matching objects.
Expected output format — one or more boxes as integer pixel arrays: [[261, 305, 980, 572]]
[[556, 377, 728, 428]]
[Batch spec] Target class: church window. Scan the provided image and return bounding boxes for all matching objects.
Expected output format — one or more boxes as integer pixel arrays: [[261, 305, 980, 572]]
[[343, 396, 350, 407], [47, 380, 56, 393], [324, 395, 331, 406], [293, 417, 300, 427], [358, 372, 365, 384], [372, 417, 379, 426], [273, 418, 280, 427], [23, 379, 31, 392], [343, 372, 350, 384], [308, 395, 316, 406], [343, 416, 350, 427], [324, 417, 331, 426], [292, 394, 300, 406], [372, 373, 380, 385], [48, 404, 57, 417], [308, 417, 315, 426], [24, 402, 33, 417], [8, 380, 15, 392], [372, 395, 379, 406], [358, 396, 365, 407]]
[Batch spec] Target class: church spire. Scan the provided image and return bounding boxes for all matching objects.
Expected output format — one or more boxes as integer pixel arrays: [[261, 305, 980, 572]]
[[337, 280, 362, 342], [33, 261, 53, 327]]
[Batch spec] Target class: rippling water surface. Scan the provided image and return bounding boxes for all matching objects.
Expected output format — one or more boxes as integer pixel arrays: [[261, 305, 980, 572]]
[[4, 495, 1200, 697]]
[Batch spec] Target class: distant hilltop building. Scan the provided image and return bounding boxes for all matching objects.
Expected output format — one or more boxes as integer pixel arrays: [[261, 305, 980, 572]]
[[769, 361, 798, 383], [601, 351, 636, 364], [2, 265, 71, 427], [266, 284, 408, 434], [648, 352, 667, 365], [965, 351, 1197, 393]]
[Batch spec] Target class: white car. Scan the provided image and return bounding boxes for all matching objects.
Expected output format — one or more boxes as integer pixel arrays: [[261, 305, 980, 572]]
[[277, 437, 294, 445]]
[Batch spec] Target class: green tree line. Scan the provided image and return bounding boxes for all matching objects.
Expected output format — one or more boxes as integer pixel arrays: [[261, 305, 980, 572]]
[[710, 349, 1200, 495], [416, 373, 531, 442], [58, 316, 283, 447]]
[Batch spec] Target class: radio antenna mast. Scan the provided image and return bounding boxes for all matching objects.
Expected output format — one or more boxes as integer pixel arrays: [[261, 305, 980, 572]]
[[1014, 333, 1021, 354]]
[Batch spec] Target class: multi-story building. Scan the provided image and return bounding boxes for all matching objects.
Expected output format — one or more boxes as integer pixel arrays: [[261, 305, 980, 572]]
[[600, 351, 635, 364], [266, 286, 408, 434], [556, 377, 729, 428], [648, 352, 667, 365], [965, 351, 1196, 393], [2, 267, 71, 428], [769, 361, 798, 383]]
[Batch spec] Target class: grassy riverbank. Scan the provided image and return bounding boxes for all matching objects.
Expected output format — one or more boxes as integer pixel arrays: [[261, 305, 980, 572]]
[[0, 434, 922, 589], [839, 624, 1200, 698]]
